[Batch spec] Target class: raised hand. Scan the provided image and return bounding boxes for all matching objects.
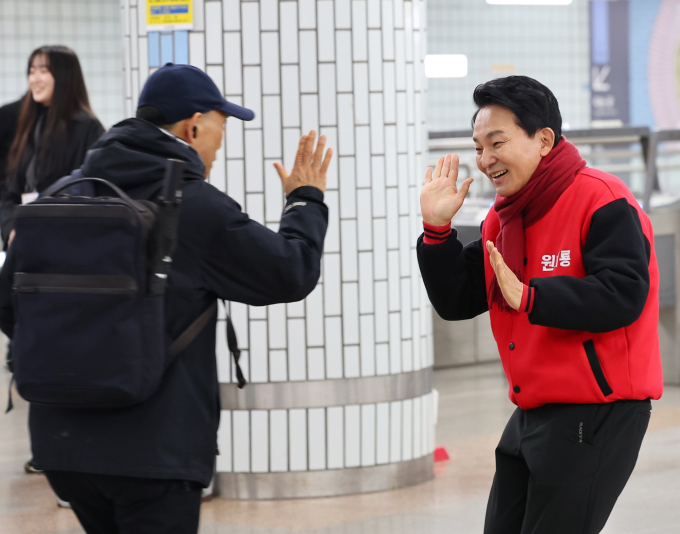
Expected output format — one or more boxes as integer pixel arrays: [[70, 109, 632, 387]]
[[486, 241, 523, 311], [420, 153, 473, 226], [274, 130, 333, 195]]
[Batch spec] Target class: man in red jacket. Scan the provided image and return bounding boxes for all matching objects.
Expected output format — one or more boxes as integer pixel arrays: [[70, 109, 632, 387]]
[[417, 76, 662, 534]]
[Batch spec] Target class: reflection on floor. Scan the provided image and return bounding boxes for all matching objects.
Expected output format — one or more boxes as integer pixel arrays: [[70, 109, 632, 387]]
[[2, 362, 680, 533]]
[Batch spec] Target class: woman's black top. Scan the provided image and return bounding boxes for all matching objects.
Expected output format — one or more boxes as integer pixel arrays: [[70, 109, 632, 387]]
[[1, 108, 104, 243], [0, 99, 22, 186]]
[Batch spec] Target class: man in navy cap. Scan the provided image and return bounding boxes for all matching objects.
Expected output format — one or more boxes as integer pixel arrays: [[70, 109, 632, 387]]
[[24, 63, 332, 533]]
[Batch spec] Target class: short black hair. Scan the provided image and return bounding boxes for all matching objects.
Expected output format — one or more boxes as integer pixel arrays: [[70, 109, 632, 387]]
[[471, 76, 562, 147], [136, 105, 177, 129]]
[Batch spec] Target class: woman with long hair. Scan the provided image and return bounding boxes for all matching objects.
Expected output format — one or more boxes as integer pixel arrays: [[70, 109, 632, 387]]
[[3, 45, 104, 246]]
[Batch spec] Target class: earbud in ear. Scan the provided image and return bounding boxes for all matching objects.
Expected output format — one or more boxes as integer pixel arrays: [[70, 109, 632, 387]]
[[192, 125, 197, 138]]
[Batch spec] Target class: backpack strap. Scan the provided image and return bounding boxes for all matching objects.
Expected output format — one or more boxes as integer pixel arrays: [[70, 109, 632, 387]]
[[41, 169, 95, 198], [168, 301, 247, 389], [5, 375, 14, 414], [225, 309, 247, 389], [169, 302, 218, 357]]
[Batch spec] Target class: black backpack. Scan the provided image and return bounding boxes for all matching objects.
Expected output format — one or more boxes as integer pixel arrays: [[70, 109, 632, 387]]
[[6, 160, 245, 410]]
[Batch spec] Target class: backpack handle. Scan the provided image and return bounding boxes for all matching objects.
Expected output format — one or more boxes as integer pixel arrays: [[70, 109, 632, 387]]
[[45, 177, 148, 213]]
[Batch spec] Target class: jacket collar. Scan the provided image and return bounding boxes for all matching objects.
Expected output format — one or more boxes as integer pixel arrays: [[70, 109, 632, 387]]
[[81, 118, 206, 199]]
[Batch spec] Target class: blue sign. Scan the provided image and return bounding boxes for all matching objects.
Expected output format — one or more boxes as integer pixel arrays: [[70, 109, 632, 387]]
[[590, 0, 630, 125], [150, 5, 189, 15]]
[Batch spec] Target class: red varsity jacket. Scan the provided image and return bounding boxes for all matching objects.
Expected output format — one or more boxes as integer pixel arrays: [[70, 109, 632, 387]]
[[418, 167, 663, 409]]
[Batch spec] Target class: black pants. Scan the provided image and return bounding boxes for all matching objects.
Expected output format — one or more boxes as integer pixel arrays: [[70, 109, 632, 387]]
[[484, 399, 651, 534], [45, 471, 202, 534]]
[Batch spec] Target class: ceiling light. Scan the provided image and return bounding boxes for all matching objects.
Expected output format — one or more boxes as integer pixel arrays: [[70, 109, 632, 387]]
[[486, 0, 572, 5], [424, 55, 468, 78]]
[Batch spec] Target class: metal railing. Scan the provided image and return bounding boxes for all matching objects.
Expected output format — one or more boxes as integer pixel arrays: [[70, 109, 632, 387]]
[[428, 127, 680, 213]]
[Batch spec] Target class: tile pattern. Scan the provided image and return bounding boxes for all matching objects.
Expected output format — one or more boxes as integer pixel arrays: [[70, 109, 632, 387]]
[[122, 0, 433, 474], [217, 392, 435, 473], [426, 0, 590, 131], [0, 0, 124, 129]]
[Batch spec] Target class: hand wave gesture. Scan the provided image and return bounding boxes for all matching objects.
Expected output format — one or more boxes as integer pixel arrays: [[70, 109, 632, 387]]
[[420, 154, 473, 226], [274, 130, 332, 196]]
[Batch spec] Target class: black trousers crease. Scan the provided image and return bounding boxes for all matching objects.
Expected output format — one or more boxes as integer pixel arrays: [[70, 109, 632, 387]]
[[45, 471, 202, 534], [484, 399, 651, 534]]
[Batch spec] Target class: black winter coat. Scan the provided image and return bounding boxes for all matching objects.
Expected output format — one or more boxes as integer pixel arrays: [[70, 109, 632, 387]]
[[0, 99, 22, 185], [0, 118, 328, 486], [1, 109, 104, 243]]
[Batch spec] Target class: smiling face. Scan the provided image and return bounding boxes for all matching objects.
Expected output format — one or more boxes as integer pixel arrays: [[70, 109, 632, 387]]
[[28, 54, 55, 106], [473, 105, 554, 197]]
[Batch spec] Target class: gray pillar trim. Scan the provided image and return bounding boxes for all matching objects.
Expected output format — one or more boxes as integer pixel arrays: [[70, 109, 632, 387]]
[[216, 455, 434, 500], [220, 367, 433, 410]]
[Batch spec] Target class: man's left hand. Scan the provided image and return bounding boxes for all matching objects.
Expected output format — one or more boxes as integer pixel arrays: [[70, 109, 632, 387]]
[[273, 130, 332, 195], [486, 241, 523, 311]]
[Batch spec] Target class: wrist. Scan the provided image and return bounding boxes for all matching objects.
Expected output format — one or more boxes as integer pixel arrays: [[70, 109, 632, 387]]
[[422, 217, 452, 227], [285, 182, 325, 197], [286, 185, 325, 202]]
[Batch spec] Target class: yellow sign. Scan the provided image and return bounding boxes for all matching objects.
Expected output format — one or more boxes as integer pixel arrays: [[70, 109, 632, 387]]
[[147, 0, 193, 31]]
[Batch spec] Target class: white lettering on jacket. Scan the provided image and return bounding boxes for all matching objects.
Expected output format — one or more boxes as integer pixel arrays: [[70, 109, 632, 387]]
[[541, 250, 571, 271]]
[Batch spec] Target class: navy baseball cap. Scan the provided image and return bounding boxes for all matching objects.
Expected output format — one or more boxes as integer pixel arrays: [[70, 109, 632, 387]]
[[138, 63, 254, 123]]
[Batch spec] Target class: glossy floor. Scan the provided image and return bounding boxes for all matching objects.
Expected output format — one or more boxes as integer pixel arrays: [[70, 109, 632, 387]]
[[2, 362, 680, 533]]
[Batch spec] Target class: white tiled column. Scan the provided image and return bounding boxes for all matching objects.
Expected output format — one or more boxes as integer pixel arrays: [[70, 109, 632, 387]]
[[122, 0, 432, 498]]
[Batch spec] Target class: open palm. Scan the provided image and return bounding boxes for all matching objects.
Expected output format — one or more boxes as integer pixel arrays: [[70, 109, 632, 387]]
[[420, 153, 474, 226]]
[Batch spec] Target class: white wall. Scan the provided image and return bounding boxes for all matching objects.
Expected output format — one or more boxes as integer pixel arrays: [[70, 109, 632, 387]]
[[122, 0, 434, 477], [0, 0, 125, 129], [427, 0, 591, 131]]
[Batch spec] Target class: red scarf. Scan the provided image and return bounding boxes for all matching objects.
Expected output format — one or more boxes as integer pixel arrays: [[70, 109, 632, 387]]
[[488, 137, 586, 311]]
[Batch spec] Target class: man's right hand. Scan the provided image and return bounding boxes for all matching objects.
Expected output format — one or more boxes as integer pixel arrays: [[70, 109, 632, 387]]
[[274, 130, 332, 195], [420, 153, 474, 226]]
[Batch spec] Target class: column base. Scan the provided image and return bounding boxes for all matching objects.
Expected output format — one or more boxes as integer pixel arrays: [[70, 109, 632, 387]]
[[215, 455, 434, 500]]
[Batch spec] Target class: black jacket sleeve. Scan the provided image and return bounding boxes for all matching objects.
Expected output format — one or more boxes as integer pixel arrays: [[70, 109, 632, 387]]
[[0, 245, 16, 337], [529, 198, 650, 333], [0, 192, 20, 246], [416, 226, 488, 320], [46, 113, 104, 190], [193, 185, 328, 306], [1, 114, 104, 245], [0, 99, 22, 184], [66, 116, 105, 178]]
